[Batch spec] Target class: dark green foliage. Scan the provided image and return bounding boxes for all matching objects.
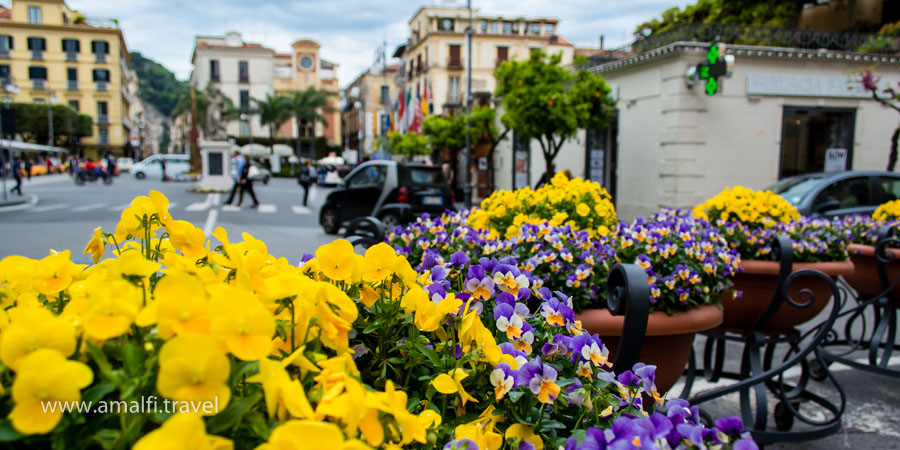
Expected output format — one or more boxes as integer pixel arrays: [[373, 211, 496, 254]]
[[128, 52, 185, 117], [634, 0, 806, 37], [8, 102, 92, 146]]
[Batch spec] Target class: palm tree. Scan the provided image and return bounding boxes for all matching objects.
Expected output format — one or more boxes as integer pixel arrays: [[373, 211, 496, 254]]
[[252, 94, 291, 155], [288, 87, 336, 159]]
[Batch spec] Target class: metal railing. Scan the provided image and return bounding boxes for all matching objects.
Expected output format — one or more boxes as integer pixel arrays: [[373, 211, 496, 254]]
[[620, 23, 898, 54]]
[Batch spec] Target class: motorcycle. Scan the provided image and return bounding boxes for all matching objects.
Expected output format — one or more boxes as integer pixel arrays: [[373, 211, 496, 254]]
[[74, 168, 113, 185]]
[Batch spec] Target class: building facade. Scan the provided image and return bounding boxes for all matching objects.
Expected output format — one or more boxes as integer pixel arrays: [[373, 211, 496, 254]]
[[400, 6, 574, 116], [190, 31, 274, 139], [341, 64, 399, 157], [273, 40, 341, 147], [0, 0, 134, 158]]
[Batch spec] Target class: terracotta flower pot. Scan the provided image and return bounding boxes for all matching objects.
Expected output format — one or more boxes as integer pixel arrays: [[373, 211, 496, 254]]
[[576, 304, 723, 393], [843, 244, 900, 300], [718, 259, 854, 334]]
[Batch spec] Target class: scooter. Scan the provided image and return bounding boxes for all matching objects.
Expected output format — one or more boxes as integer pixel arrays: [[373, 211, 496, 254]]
[[74, 168, 113, 185]]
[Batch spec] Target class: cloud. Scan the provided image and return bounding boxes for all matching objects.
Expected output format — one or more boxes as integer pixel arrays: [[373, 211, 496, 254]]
[[67, 0, 689, 87]]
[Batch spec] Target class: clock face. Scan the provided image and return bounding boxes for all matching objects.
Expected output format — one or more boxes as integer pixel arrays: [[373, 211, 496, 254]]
[[299, 55, 313, 70]]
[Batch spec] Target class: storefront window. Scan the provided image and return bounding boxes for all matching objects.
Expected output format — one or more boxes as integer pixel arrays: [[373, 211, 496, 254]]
[[779, 107, 855, 179]]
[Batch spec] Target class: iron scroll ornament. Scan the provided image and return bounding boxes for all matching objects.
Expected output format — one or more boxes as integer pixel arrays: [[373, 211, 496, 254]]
[[606, 263, 650, 375]]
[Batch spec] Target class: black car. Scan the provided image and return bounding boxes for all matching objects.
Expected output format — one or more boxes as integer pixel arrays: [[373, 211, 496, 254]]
[[319, 161, 454, 234], [766, 171, 900, 217]]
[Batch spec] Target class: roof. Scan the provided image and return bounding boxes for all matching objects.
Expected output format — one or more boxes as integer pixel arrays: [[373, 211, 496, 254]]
[[194, 42, 270, 50], [592, 41, 900, 73], [274, 52, 292, 58], [549, 35, 572, 46], [0, 7, 10, 19]]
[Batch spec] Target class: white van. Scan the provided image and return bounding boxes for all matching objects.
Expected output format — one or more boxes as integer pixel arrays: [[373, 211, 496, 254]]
[[130, 154, 190, 180]]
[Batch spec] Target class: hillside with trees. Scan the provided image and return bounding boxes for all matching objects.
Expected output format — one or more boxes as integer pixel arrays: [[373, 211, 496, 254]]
[[129, 51, 184, 117]]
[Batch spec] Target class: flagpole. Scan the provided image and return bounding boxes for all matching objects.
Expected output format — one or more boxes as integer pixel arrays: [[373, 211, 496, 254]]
[[463, 0, 473, 209]]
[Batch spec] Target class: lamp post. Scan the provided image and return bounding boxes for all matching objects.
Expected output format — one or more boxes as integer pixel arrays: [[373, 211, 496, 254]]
[[47, 90, 56, 147], [2, 83, 18, 203], [463, 0, 473, 208]]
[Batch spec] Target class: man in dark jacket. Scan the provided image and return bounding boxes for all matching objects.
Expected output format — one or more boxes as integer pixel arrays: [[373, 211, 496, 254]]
[[237, 158, 259, 208]]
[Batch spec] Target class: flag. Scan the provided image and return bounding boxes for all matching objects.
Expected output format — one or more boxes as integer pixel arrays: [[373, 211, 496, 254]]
[[427, 78, 434, 114], [386, 94, 394, 133], [397, 88, 405, 135], [421, 80, 429, 118], [410, 85, 424, 134], [405, 88, 412, 133]]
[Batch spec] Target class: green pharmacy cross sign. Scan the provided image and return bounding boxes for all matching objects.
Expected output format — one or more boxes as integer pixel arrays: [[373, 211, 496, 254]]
[[693, 43, 733, 96]]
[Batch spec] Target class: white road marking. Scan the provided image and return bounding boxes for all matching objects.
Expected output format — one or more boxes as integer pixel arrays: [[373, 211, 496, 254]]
[[32, 203, 66, 213], [185, 193, 213, 211], [202, 209, 218, 236], [108, 203, 131, 211], [257, 204, 276, 213], [221, 205, 240, 212], [292, 205, 311, 214], [72, 202, 107, 212], [0, 194, 40, 212]]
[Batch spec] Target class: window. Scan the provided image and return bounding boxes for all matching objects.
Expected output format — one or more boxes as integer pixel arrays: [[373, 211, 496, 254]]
[[496, 46, 508, 66], [380, 85, 389, 105], [530, 23, 541, 34], [68, 100, 79, 111], [27, 37, 46, 59], [347, 165, 387, 187], [34, 98, 44, 104], [879, 177, 900, 202], [502, 22, 513, 34], [28, 66, 47, 80], [91, 40, 109, 62], [0, 35, 11, 57], [92, 69, 110, 82], [439, 18, 454, 31], [480, 20, 487, 33], [239, 120, 250, 137], [0, 65, 8, 84], [239, 89, 249, 111], [491, 21, 499, 33], [239, 61, 249, 82], [811, 177, 872, 214], [416, 54, 423, 74], [210, 59, 220, 82], [62, 39, 79, 61], [67, 67, 77, 89], [97, 101, 109, 124], [779, 107, 855, 178], [448, 75, 460, 103], [448, 44, 461, 68], [99, 127, 109, 145], [545, 24, 555, 34], [28, 6, 41, 24]]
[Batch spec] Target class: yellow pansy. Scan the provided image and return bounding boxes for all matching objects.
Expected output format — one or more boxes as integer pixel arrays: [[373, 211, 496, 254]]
[[165, 220, 208, 261], [414, 293, 462, 332], [82, 226, 105, 264], [32, 250, 84, 297], [247, 358, 314, 420], [257, 420, 368, 450], [432, 368, 477, 407], [0, 255, 38, 294], [506, 424, 544, 450], [0, 307, 76, 371], [133, 413, 233, 450], [82, 279, 142, 341], [360, 243, 398, 283], [9, 349, 93, 434], [208, 285, 275, 361], [156, 334, 230, 415], [315, 239, 357, 282], [141, 271, 210, 338]]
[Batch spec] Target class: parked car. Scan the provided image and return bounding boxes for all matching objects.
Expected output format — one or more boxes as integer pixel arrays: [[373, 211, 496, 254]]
[[117, 157, 135, 171], [129, 154, 190, 180], [766, 171, 900, 217], [319, 161, 454, 234], [248, 162, 271, 184]]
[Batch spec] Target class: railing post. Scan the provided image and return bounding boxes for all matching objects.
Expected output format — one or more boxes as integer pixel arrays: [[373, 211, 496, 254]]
[[607, 263, 650, 374]]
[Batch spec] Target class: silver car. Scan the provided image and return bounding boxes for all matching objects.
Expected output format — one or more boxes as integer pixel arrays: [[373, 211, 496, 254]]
[[767, 171, 900, 217]]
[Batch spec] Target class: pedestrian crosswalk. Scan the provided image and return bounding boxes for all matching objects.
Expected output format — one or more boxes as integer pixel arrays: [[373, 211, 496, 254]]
[[28, 201, 313, 215]]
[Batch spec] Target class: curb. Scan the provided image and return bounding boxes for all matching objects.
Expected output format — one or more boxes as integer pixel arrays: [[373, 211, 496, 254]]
[[0, 194, 39, 212], [188, 187, 229, 194]]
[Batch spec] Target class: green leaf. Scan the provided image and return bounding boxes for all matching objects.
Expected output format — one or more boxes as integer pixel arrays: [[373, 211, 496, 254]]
[[207, 392, 262, 434], [83, 382, 116, 403], [86, 342, 120, 384], [540, 419, 567, 430], [246, 411, 271, 440], [0, 421, 24, 442], [121, 339, 144, 377], [92, 429, 121, 450], [508, 391, 525, 403]]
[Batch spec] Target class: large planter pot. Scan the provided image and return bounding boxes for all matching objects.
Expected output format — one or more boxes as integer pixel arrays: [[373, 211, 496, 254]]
[[719, 259, 854, 334], [576, 304, 723, 393], [843, 244, 900, 300]]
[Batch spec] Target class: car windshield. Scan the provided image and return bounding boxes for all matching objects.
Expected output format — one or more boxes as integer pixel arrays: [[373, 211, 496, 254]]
[[406, 167, 446, 185], [766, 175, 827, 206]]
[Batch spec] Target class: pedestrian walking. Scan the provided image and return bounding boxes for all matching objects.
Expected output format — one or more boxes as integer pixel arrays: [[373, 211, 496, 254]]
[[158, 157, 167, 181], [224, 151, 245, 205], [9, 157, 23, 196], [237, 157, 259, 208], [297, 159, 315, 207], [23, 158, 32, 180]]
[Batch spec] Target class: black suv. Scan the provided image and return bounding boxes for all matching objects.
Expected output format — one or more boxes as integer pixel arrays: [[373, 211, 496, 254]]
[[319, 161, 454, 234]]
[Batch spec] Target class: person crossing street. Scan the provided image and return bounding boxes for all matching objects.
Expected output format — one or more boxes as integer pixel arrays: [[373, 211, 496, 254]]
[[224, 151, 245, 206], [236, 156, 259, 208]]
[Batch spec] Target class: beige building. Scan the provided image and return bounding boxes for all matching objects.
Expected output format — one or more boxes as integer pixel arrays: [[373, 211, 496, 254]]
[[273, 40, 341, 147], [190, 31, 274, 139], [341, 64, 399, 156], [0, 0, 134, 158], [400, 6, 574, 116]]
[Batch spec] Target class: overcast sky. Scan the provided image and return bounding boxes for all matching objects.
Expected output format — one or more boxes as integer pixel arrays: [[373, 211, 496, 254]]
[[67, 0, 689, 86]]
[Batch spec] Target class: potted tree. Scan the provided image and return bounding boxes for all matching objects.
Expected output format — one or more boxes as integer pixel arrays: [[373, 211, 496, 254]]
[[694, 186, 853, 333]]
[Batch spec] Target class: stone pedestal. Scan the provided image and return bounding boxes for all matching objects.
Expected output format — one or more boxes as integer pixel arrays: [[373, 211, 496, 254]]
[[196, 140, 234, 191]]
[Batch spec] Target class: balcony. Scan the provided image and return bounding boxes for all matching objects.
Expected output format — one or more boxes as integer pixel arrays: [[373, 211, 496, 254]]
[[97, 114, 109, 124], [99, 134, 109, 145], [31, 50, 43, 61], [0, 50, 8, 59], [239, 76, 249, 83], [447, 58, 463, 70], [96, 82, 107, 91], [95, 54, 107, 63], [67, 80, 78, 90], [66, 52, 77, 62], [31, 79, 46, 89]]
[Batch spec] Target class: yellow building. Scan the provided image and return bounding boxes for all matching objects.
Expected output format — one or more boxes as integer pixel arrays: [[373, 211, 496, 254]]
[[273, 40, 341, 147], [0, 0, 132, 158], [341, 64, 399, 156], [401, 6, 574, 116]]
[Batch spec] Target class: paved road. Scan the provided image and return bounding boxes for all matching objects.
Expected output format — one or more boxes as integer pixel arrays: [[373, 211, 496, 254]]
[[0, 174, 335, 262]]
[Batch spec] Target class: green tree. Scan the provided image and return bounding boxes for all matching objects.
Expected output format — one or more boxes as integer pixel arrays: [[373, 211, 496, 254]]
[[467, 105, 509, 194], [129, 52, 185, 117], [388, 132, 430, 159], [422, 113, 465, 163], [634, 0, 806, 38], [495, 50, 615, 176], [289, 87, 335, 158], [9, 103, 92, 149], [253, 94, 292, 154]]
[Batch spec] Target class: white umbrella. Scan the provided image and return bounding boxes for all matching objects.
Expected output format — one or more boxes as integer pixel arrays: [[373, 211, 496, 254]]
[[317, 156, 345, 166]]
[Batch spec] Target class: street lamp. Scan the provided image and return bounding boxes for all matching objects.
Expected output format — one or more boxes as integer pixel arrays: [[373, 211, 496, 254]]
[[47, 90, 56, 147], [463, 0, 473, 208], [1, 82, 18, 203]]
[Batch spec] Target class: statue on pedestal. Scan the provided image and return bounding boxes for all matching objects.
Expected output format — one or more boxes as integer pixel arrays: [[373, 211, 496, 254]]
[[205, 85, 228, 141]]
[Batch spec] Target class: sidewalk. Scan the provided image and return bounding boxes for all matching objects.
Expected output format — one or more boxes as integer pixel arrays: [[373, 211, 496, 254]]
[[0, 174, 66, 208]]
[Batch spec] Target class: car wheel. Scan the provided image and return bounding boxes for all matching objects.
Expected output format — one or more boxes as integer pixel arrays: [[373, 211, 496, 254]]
[[134, 171, 146, 179], [321, 207, 341, 235], [379, 212, 401, 230]]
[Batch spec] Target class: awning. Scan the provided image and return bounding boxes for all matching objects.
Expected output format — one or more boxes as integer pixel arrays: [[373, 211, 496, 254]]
[[240, 143, 269, 157], [0, 139, 69, 154], [272, 144, 293, 157]]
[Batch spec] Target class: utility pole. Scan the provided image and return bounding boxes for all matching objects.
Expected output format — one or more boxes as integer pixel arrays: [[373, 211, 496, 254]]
[[463, 0, 473, 208]]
